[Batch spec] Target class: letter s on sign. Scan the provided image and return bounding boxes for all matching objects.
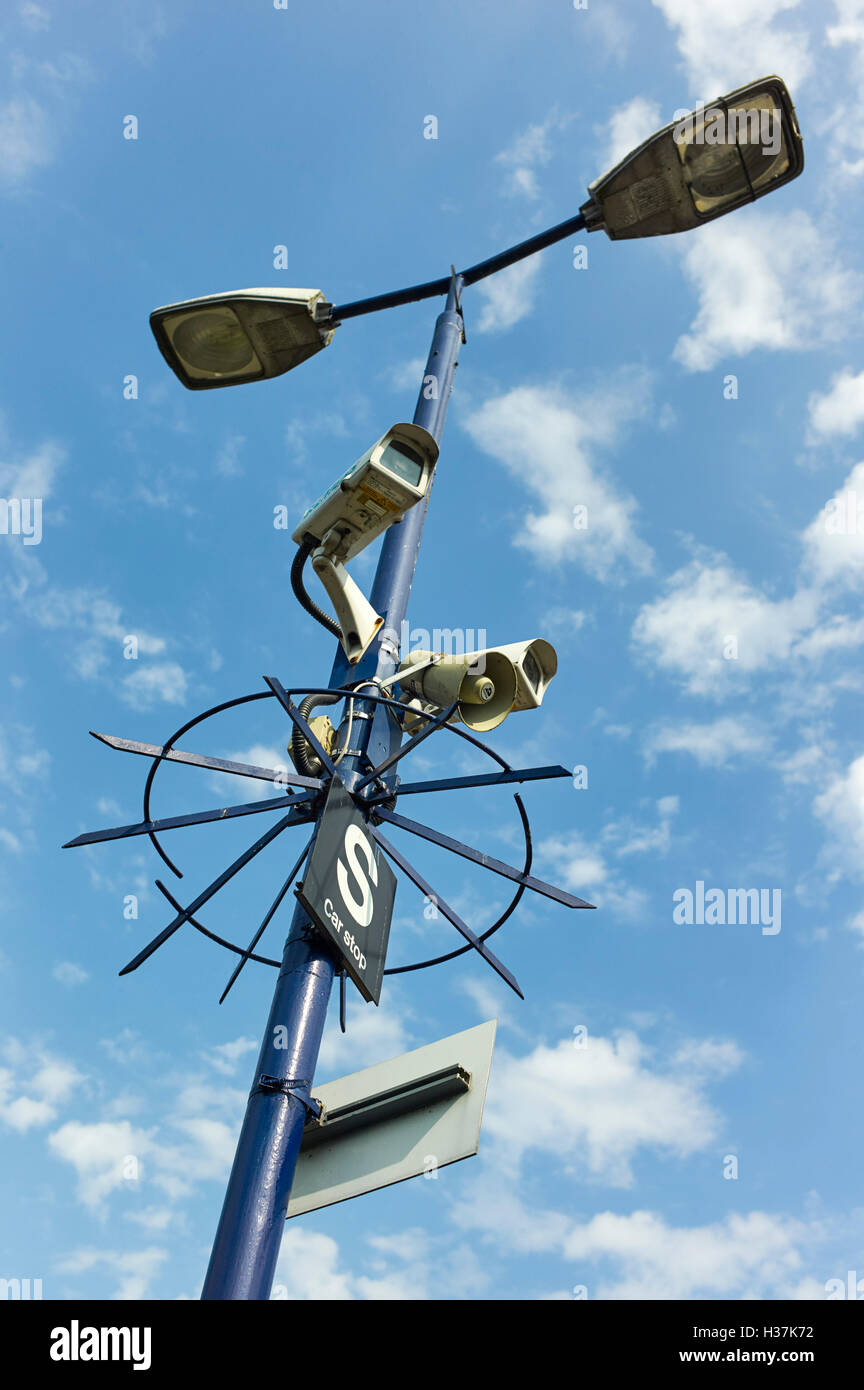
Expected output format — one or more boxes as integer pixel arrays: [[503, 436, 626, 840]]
[[336, 824, 378, 929]]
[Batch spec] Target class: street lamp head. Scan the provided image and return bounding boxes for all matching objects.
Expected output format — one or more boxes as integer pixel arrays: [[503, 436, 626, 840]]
[[149, 287, 336, 389], [581, 76, 803, 240]]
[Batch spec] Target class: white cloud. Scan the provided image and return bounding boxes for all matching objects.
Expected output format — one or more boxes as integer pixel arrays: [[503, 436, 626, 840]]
[[207, 743, 291, 802], [165, 1116, 237, 1185], [120, 660, 188, 710], [204, 1037, 258, 1075], [562, 1208, 807, 1299], [0, 1049, 86, 1133], [597, 96, 662, 173], [644, 716, 772, 767], [455, 1178, 826, 1298], [449, 1025, 831, 1300], [479, 1031, 736, 1185], [779, 738, 832, 786], [125, 1206, 177, 1233], [0, 725, 50, 851], [355, 1236, 488, 1301], [826, 2, 864, 175], [48, 1068, 244, 1213], [673, 212, 860, 372], [0, 96, 55, 185], [793, 614, 864, 659], [546, 606, 589, 636], [49, 1120, 156, 1208], [632, 557, 818, 695], [19, 3, 50, 31], [813, 754, 864, 878], [602, 797, 679, 856], [454, 976, 523, 1037], [10, 1070, 60, 1116], [55, 1246, 168, 1300], [475, 257, 541, 334], [53, 961, 89, 987], [0, 439, 65, 497], [273, 1225, 488, 1301], [283, 410, 350, 465], [274, 1227, 356, 1300], [670, 1037, 745, 1076], [493, 111, 572, 199], [3, 551, 173, 688], [450, 1177, 571, 1255], [828, 0, 864, 49], [541, 830, 645, 917], [215, 433, 244, 477], [808, 369, 864, 439], [461, 376, 654, 578], [317, 996, 412, 1077], [848, 909, 864, 942], [4, 1096, 55, 1130], [383, 356, 426, 392], [801, 461, 864, 589], [99, 1029, 153, 1065], [652, 0, 811, 100]]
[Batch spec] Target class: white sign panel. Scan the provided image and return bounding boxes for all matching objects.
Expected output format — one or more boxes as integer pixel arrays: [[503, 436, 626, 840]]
[[287, 1019, 497, 1218]]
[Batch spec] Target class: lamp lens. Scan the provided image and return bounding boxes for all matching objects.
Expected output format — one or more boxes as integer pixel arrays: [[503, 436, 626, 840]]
[[678, 96, 790, 213], [172, 309, 255, 374], [684, 142, 746, 200]]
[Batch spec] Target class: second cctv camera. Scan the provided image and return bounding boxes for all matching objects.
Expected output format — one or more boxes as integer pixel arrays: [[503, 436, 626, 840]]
[[396, 639, 558, 731]]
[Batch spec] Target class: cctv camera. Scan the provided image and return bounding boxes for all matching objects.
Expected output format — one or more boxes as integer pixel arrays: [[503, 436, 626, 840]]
[[290, 423, 438, 665], [493, 639, 557, 710], [292, 423, 439, 562]]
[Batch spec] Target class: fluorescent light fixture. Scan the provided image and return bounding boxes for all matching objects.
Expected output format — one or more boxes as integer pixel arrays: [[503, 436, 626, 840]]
[[150, 287, 336, 390], [581, 76, 803, 240]]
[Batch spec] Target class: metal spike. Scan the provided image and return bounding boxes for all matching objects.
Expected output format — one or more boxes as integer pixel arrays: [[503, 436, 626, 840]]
[[63, 791, 314, 849], [90, 731, 323, 791], [367, 764, 572, 800], [374, 807, 594, 910], [118, 810, 299, 975], [370, 826, 524, 999], [219, 838, 313, 1004]]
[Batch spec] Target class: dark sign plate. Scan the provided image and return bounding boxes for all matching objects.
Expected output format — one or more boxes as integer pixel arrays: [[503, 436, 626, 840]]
[[296, 780, 396, 1003]]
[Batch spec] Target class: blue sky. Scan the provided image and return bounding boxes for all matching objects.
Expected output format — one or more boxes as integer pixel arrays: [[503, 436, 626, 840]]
[[2, 0, 864, 1301]]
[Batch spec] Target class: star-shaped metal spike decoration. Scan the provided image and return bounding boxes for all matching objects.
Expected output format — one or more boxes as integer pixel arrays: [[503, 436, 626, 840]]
[[64, 678, 594, 1002]]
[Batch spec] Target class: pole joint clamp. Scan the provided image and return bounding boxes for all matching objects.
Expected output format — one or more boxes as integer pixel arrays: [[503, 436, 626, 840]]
[[253, 1073, 324, 1122]]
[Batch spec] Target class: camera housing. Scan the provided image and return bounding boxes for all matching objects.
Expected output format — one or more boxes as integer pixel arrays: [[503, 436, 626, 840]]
[[397, 639, 558, 732], [292, 423, 438, 561]]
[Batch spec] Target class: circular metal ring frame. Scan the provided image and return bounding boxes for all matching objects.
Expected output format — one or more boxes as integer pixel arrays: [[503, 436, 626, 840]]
[[140, 684, 534, 977]]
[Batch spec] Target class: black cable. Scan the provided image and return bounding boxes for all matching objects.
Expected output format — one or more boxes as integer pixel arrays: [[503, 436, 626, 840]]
[[290, 534, 340, 639], [290, 536, 346, 775], [291, 691, 341, 778]]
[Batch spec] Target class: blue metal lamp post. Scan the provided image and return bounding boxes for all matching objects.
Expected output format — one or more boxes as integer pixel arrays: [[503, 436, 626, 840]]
[[200, 274, 472, 1299], [200, 209, 602, 1299], [66, 73, 805, 1301]]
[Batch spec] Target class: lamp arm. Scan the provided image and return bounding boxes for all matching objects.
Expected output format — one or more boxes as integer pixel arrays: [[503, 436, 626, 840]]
[[330, 212, 587, 323]]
